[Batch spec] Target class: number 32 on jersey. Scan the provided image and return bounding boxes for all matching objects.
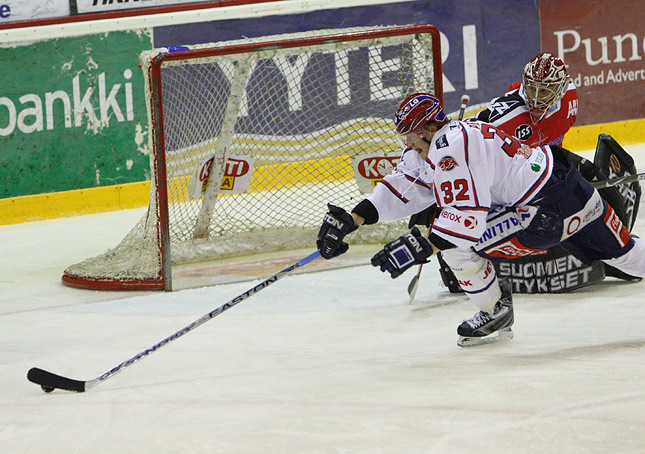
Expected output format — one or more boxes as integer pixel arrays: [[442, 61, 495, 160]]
[[440, 178, 470, 204]]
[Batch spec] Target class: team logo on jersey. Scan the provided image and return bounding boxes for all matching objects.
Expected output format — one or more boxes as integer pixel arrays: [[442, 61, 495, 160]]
[[514, 124, 533, 141], [435, 134, 449, 149], [464, 216, 478, 229], [438, 156, 458, 171], [567, 99, 578, 118], [517, 144, 533, 158], [488, 100, 521, 122]]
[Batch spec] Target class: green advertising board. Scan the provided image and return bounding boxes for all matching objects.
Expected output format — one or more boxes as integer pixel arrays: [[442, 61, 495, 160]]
[[0, 30, 152, 198]]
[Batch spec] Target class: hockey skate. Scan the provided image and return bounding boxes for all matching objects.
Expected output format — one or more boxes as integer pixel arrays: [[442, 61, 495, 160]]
[[457, 280, 514, 347]]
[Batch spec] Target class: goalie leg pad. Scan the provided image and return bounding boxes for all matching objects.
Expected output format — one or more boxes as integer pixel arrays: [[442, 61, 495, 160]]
[[594, 134, 641, 230]]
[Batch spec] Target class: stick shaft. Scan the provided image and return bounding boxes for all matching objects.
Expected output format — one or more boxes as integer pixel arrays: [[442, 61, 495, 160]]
[[591, 172, 645, 189], [458, 94, 470, 121], [28, 250, 321, 392], [93, 250, 321, 388]]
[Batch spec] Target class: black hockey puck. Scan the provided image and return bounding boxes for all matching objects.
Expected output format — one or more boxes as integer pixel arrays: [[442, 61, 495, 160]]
[[41, 385, 55, 393]]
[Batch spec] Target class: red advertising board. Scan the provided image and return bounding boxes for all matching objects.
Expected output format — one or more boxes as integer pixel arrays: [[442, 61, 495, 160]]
[[540, 0, 645, 125]]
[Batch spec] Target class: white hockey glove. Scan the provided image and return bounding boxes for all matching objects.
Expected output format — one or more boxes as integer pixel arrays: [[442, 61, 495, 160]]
[[371, 227, 434, 279]]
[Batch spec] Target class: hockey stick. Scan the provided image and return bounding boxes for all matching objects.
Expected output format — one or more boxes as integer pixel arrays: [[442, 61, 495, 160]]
[[407, 208, 439, 303], [406, 256, 425, 303], [407, 94, 470, 303], [458, 94, 470, 121], [591, 172, 645, 189], [27, 250, 322, 393]]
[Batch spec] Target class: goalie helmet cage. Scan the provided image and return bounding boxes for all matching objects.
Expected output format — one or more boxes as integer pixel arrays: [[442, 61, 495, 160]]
[[62, 24, 443, 291]]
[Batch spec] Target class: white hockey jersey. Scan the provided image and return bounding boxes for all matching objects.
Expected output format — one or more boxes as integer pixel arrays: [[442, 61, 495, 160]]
[[366, 120, 554, 249]]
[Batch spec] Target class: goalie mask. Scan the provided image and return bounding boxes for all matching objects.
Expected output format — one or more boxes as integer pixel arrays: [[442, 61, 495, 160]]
[[395, 93, 447, 136], [522, 53, 569, 123]]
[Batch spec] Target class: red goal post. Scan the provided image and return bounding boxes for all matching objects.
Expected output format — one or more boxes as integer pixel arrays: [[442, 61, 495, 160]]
[[62, 24, 443, 291]]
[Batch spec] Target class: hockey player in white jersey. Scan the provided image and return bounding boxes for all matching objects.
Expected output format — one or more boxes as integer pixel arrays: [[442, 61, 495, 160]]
[[316, 93, 645, 347], [430, 53, 640, 294]]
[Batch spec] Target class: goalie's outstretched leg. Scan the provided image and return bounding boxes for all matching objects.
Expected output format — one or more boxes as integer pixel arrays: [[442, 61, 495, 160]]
[[457, 279, 514, 347]]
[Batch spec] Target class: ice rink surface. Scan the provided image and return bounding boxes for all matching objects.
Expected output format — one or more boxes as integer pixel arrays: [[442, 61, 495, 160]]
[[2, 145, 645, 453]]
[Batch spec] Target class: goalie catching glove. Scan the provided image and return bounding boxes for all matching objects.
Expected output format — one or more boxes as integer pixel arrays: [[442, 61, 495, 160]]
[[371, 227, 434, 278], [317, 204, 358, 259]]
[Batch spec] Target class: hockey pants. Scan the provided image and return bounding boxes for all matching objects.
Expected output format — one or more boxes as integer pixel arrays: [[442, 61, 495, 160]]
[[443, 157, 645, 312]]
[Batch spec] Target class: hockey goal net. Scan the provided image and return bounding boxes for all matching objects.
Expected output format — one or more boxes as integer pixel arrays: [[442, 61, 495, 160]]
[[62, 24, 443, 291]]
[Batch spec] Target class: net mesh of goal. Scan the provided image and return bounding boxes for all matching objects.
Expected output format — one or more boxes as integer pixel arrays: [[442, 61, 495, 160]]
[[62, 24, 442, 290]]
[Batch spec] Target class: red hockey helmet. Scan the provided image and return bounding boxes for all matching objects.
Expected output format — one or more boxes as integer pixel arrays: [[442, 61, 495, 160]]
[[522, 53, 569, 123], [395, 93, 446, 135]]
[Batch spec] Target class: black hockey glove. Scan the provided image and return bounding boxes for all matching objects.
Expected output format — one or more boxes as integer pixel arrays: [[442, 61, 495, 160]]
[[408, 204, 439, 229], [317, 204, 358, 259], [371, 227, 434, 279]]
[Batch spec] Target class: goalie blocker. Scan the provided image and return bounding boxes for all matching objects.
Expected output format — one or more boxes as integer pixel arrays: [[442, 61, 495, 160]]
[[430, 135, 642, 294]]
